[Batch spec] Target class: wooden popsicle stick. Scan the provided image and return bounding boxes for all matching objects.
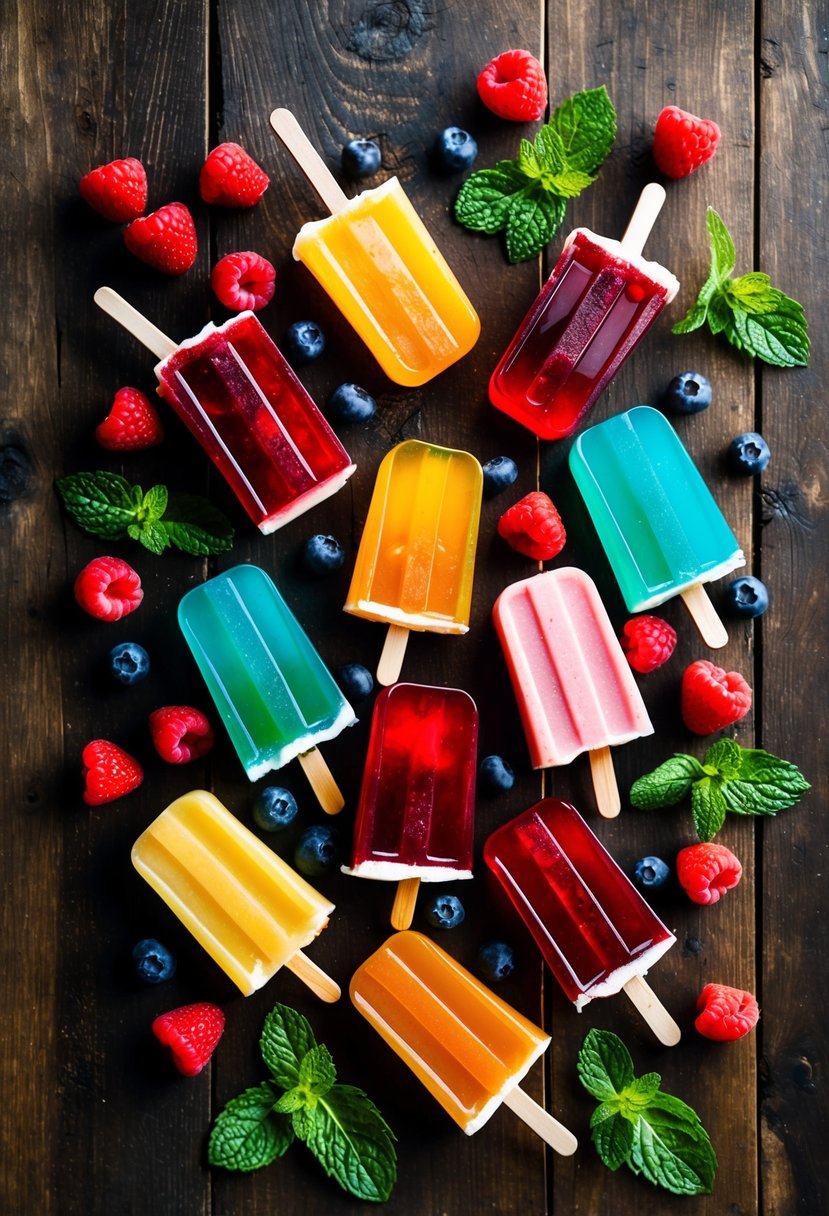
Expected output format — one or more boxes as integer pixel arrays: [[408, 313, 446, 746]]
[[376, 623, 410, 686], [623, 974, 681, 1046], [502, 1084, 578, 1156], [680, 582, 729, 649], [298, 748, 345, 815], [269, 108, 350, 215], [588, 746, 621, 818], [619, 182, 667, 257], [93, 286, 178, 360], [390, 876, 420, 930], [285, 950, 341, 1002]]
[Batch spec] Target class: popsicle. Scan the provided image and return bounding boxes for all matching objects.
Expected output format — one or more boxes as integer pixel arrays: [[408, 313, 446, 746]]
[[132, 790, 339, 1000], [484, 800, 679, 1044], [342, 683, 478, 929], [493, 567, 653, 818], [489, 184, 679, 439], [350, 931, 577, 1152], [344, 439, 482, 684], [570, 405, 744, 647], [269, 108, 480, 387], [94, 287, 355, 533], [178, 564, 355, 813]]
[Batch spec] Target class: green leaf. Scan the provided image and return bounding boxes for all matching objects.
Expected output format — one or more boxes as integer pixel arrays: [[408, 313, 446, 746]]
[[517, 139, 543, 179], [629, 754, 707, 810], [132, 521, 171, 555], [691, 778, 728, 841], [274, 1087, 307, 1114], [550, 85, 617, 174], [549, 167, 596, 198], [162, 493, 235, 556], [505, 189, 566, 262], [725, 301, 810, 367], [300, 1084, 397, 1203], [56, 471, 140, 539], [706, 289, 734, 335], [577, 1029, 635, 1100], [261, 1003, 317, 1089], [737, 747, 810, 792], [590, 1106, 635, 1170], [704, 738, 744, 779], [533, 124, 568, 176], [621, 1073, 661, 1109], [141, 483, 168, 521], [208, 1083, 293, 1172], [706, 207, 737, 283], [671, 301, 708, 335], [299, 1044, 337, 1098], [454, 163, 528, 234], [725, 272, 776, 314], [628, 1093, 717, 1195]]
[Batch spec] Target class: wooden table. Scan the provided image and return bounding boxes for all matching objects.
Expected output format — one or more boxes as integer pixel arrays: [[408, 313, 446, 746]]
[[2, 2, 826, 1212]]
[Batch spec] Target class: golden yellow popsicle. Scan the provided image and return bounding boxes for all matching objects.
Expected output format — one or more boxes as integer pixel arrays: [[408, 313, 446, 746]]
[[132, 790, 339, 1001]]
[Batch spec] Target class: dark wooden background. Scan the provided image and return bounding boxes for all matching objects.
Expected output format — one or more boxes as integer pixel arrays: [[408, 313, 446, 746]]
[[2, 1, 826, 1213]]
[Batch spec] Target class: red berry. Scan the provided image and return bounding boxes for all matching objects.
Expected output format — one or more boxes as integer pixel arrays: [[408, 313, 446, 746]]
[[148, 706, 215, 764], [123, 202, 198, 275], [81, 739, 143, 806], [681, 659, 752, 735], [477, 50, 548, 122], [199, 142, 269, 207], [152, 1002, 225, 1076], [695, 983, 759, 1042], [652, 106, 721, 178], [211, 251, 276, 312], [79, 157, 148, 223], [95, 386, 164, 451], [74, 556, 143, 622], [497, 491, 566, 561], [676, 842, 742, 906], [620, 615, 677, 673]]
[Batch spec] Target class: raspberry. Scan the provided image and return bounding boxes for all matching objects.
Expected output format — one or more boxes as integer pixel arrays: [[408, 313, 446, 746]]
[[652, 106, 721, 178], [477, 50, 548, 122], [74, 556, 143, 622], [79, 157, 147, 223], [123, 202, 197, 275], [620, 615, 677, 673], [497, 491, 566, 560], [211, 251, 276, 312], [681, 659, 752, 735], [81, 740, 143, 806], [695, 983, 759, 1042], [676, 842, 742, 905], [199, 142, 269, 207], [148, 706, 215, 764], [152, 1002, 225, 1076], [95, 386, 164, 450]]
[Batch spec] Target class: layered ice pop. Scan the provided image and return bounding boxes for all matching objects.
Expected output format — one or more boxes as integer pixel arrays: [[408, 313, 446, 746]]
[[178, 564, 355, 813], [570, 406, 744, 647], [94, 287, 355, 533], [270, 109, 480, 387], [493, 567, 653, 817], [344, 439, 483, 684], [132, 790, 339, 1000], [342, 683, 478, 928], [484, 800, 679, 1044], [350, 931, 577, 1151], [489, 184, 679, 439]]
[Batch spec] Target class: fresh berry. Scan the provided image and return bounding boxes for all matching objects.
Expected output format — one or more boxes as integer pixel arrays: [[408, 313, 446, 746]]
[[477, 50, 548, 122], [333, 662, 374, 703], [695, 983, 759, 1042], [211, 251, 275, 311], [425, 893, 465, 930], [727, 432, 771, 475], [74, 556, 143, 622], [79, 157, 147, 223], [434, 127, 478, 172], [132, 938, 177, 984], [620, 615, 677, 673], [327, 383, 377, 423], [294, 824, 340, 876], [477, 941, 515, 983], [664, 370, 712, 414], [252, 786, 299, 832], [478, 754, 515, 793], [482, 455, 518, 498], [199, 142, 269, 207], [724, 575, 769, 620], [341, 139, 382, 179], [497, 491, 566, 561], [676, 842, 742, 906], [681, 660, 753, 735], [123, 202, 198, 275], [95, 386, 164, 450], [148, 706, 214, 764], [652, 106, 721, 178], [108, 641, 150, 686], [285, 320, 325, 364], [81, 740, 143, 806], [302, 533, 346, 576], [633, 856, 671, 890], [152, 1002, 225, 1076]]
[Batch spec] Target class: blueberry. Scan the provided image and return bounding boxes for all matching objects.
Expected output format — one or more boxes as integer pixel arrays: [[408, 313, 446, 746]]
[[342, 138, 382, 179], [478, 754, 515, 794], [108, 641, 150, 686], [724, 575, 769, 619], [727, 432, 771, 475], [294, 824, 340, 876], [633, 856, 671, 890], [482, 455, 519, 498], [333, 662, 374, 703], [328, 383, 377, 424], [664, 371, 712, 414], [252, 786, 299, 832], [303, 533, 346, 576], [285, 320, 325, 364], [434, 126, 478, 172], [425, 892, 465, 929], [477, 941, 515, 983], [132, 938, 176, 984]]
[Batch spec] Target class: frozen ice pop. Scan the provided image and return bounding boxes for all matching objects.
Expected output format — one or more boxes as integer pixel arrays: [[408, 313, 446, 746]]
[[94, 287, 355, 533], [350, 931, 577, 1151], [493, 567, 653, 818], [489, 184, 679, 439], [570, 405, 744, 647], [178, 564, 355, 813], [132, 789, 339, 1000], [342, 683, 477, 929], [270, 109, 480, 387], [484, 799, 679, 1044], [344, 439, 482, 684]]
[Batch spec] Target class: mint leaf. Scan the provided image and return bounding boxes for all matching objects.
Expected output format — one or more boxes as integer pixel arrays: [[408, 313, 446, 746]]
[[274, 1087, 307, 1114], [628, 1094, 717, 1195], [630, 754, 706, 810], [737, 747, 810, 793], [590, 1105, 635, 1169], [129, 520, 171, 555], [550, 85, 617, 173], [691, 777, 728, 841], [706, 289, 734, 334], [141, 484, 168, 521], [704, 738, 743, 779], [208, 1083, 293, 1172], [622, 1073, 661, 1107], [505, 190, 566, 263], [261, 1003, 317, 1088], [726, 272, 776, 314], [532, 124, 568, 176], [671, 302, 708, 335], [454, 163, 528, 234], [298, 1044, 337, 1098], [301, 1084, 397, 1203], [725, 300, 810, 367], [577, 1029, 635, 1100], [56, 471, 140, 539], [706, 207, 737, 283], [162, 493, 235, 555]]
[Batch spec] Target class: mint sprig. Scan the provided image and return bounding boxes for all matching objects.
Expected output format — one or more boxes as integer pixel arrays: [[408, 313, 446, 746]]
[[455, 86, 616, 263], [578, 1030, 717, 1196], [672, 208, 809, 366], [630, 740, 809, 840], [208, 1002, 396, 1203], [56, 471, 234, 556]]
